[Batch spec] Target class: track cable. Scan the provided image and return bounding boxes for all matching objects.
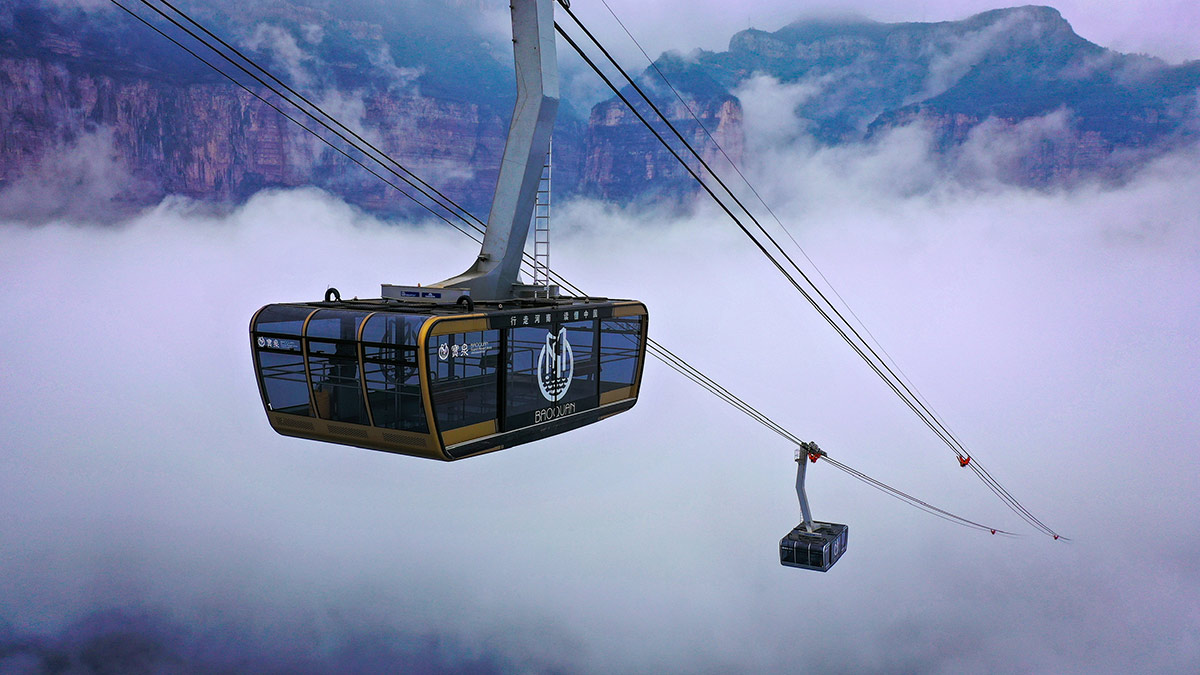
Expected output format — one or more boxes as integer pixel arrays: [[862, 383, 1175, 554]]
[[111, 0, 1039, 538], [556, 6, 1063, 540]]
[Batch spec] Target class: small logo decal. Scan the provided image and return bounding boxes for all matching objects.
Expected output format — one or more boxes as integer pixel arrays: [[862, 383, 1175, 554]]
[[438, 342, 450, 360]]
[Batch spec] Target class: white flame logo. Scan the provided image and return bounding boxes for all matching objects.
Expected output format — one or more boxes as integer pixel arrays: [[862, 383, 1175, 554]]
[[537, 327, 574, 401]]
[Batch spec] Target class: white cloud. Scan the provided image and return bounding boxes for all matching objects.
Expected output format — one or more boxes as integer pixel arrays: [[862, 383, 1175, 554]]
[[40, 0, 110, 9], [246, 23, 313, 89], [952, 108, 1078, 185], [0, 128, 144, 224], [366, 43, 424, 96], [3, 131, 1200, 670], [313, 87, 369, 139], [911, 8, 1027, 103], [734, 73, 828, 148], [299, 21, 323, 45]]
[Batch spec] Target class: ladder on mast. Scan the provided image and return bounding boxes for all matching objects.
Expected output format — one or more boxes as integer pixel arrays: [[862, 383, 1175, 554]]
[[532, 141, 552, 296]]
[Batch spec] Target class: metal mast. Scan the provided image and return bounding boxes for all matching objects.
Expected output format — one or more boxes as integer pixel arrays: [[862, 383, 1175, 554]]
[[434, 0, 560, 301]]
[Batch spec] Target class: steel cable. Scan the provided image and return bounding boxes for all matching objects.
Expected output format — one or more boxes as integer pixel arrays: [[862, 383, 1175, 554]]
[[110, 0, 1039, 538], [556, 8, 1063, 540]]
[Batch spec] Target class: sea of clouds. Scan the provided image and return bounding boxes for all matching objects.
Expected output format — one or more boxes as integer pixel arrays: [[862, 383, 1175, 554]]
[[3, 27, 1200, 673]]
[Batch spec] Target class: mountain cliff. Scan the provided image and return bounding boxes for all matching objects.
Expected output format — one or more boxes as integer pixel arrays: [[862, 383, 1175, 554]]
[[1, 2, 1197, 221], [588, 5, 1199, 194], [0, 0, 581, 221]]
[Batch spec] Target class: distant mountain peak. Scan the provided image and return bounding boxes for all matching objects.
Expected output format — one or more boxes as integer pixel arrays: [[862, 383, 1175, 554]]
[[973, 5, 1066, 24], [585, 4, 1199, 198], [737, 5, 1078, 54]]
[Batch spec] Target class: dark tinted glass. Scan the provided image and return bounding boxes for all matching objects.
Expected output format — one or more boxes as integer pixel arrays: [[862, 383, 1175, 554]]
[[506, 326, 544, 421], [308, 341, 367, 424], [254, 305, 313, 336], [306, 310, 368, 424], [599, 316, 642, 393], [427, 329, 500, 431], [257, 350, 310, 416], [505, 319, 599, 425], [362, 313, 426, 345], [363, 337, 427, 432], [306, 309, 367, 340]]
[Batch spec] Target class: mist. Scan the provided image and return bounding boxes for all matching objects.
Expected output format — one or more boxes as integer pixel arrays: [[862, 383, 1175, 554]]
[[3, 75, 1200, 671]]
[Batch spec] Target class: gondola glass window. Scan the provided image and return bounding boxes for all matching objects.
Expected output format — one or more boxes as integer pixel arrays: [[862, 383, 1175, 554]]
[[306, 309, 369, 425], [557, 318, 598, 409], [254, 305, 313, 416], [427, 329, 500, 431], [599, 316, 643, 395], [362, 313, 429, 432], [505, 318, 597, 428]]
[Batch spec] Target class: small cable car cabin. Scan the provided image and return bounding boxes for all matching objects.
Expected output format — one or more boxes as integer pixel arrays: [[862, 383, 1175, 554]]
[[780, 522, 849, 572], [780, 445, 849, 571], [250, 295, 648, 460]]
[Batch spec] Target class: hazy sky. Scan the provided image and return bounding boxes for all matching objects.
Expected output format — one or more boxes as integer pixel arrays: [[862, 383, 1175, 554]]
[[4, 1, 1200, 672]]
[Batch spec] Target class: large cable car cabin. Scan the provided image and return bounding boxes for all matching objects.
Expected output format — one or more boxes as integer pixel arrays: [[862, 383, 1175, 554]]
[[251, 294, 647, 460], [250, 0, 649, 460]]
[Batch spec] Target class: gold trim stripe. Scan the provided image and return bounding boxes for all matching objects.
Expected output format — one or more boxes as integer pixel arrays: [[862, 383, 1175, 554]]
[[441, 419, 498, 446], [612, 302, 648, 318], [357, 311, 378, 427], [415, 315, 444, 458], [299, 308, 320, 418], [600, 386, 635, 406], [429, 316, 489, 336], [268, 413, 443, 460]]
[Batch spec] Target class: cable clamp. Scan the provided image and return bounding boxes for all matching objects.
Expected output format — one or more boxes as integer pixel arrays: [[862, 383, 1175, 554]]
[[797, 441, 825, 463]]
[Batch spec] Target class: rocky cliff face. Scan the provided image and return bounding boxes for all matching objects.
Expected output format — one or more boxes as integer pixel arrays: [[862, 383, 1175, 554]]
[[1, 2, 1198, 221], [0, 0, 568, 221], [583, 95, 744, 203], [0, 51, 516, 220], [581, 5, 1200, 196]]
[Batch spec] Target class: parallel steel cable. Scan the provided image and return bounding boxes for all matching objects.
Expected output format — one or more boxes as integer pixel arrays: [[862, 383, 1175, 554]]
[[560, 5, 969, 462], [148, 0, 487, 233], [642, 339, 1014, 534], [112, 0, 1035, 538], [583, 3, 1064, 540], [128, 0, 477, 231], [565, 17, 1061, 539], [639, 337, 1014, 533], [108, 0, 484, 246], [822, 456, 1016, 535], [554, 24, 964, 453], [594, 0, 951, 439], [556, 12, 1063, 539], [541, 274, 1011, 536]]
